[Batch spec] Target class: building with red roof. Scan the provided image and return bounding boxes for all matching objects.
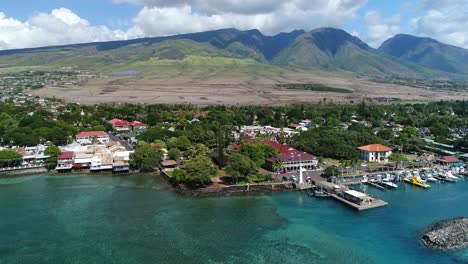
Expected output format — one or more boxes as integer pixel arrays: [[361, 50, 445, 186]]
[[56, 151, 74, 172], [108, 118, 147, 134], [76, 131, 109, 145], [235, 139, 318, 172], [437, 156, 462, 166], [357, 144, 392, 162], [265, 149, 318, 172]]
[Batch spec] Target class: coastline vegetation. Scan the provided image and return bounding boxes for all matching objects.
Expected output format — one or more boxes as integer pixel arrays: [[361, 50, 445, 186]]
[[1, 98, 468, 186]]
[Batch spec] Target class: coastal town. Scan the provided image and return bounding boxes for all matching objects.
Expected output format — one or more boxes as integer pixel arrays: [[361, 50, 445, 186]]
[[0, 93, 467, 211]]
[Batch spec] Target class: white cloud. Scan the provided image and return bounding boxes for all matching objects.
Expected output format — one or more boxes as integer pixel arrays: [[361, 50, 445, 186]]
[[0, 1, 368, 50], [411, 0, 468, 48], [363, 11, 400, 48], [0, 8, 127, 50], [126, 0, 368, 38]]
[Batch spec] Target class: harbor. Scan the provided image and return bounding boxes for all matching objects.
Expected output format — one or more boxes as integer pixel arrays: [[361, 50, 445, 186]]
[[298, 164, 467, 212]]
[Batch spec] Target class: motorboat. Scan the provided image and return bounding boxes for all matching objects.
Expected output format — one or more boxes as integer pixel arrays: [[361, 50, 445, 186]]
[[377, 180, 398, 189], [403, 176, 431, 189]]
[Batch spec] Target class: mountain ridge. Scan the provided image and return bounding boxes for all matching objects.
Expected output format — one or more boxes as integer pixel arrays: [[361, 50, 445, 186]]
[[0, 27, 467, 79]]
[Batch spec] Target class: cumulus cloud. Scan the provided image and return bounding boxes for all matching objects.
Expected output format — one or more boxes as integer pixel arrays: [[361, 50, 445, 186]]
[[0, 1, 368, 50], [125, 0, 368, 38], [363, 11, 401, 47], [411, 0, 468, 48], [0, 8, 127, 50]]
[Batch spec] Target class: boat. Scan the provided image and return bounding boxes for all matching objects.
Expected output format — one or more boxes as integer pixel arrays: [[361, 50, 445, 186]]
[[446, 171, 459, 181], [436, 173, 457, 183], [403, 176, 431, 189], [310, 188, 330, 198], [377, 180, 398, 189]]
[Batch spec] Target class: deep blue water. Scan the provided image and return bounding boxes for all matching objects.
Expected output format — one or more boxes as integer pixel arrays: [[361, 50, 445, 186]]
[[0, 174, 467, 264]]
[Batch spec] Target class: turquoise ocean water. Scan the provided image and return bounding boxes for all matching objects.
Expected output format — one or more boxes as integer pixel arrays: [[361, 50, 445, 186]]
[[0, 174, 468, 264]]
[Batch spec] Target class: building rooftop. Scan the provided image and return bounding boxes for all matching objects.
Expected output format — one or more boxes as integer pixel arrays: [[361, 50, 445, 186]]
[[76, 131, 108, 138], [438, 156, 461, 163], [357, 144, 392, 152], [58, 151, 74, 160]]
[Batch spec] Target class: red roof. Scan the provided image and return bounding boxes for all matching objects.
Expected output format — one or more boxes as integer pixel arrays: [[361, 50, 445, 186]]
[[357, 144, 392, 152], [76, 131, 108, 138], [234, 140, 293, 154], [131, 121, 146, 127], [58, 151, 74, 160], [438, 156, 460, 163], [108, 118, 146, 127], [267, 150, 317, 163], [108, 118, 122, 125]]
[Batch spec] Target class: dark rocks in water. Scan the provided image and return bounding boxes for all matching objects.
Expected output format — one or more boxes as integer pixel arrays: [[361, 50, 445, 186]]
[[421, 217, 468, 250]]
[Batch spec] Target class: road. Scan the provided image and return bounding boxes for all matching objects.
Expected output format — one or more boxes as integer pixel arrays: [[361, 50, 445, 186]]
[[109, 133, 134, 151]]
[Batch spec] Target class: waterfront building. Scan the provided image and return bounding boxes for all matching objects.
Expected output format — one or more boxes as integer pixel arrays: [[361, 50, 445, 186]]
[[265, 150, 318, 172], [56, 151, 74, 171], [357, 144, 392, 163], [437, 156, 463, 167]]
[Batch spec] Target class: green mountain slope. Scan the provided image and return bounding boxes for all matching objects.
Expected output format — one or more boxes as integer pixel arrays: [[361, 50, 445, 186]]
[[273, 28, 428, 76], [379, 34, 468, 75], [0, 27, 464, 79]]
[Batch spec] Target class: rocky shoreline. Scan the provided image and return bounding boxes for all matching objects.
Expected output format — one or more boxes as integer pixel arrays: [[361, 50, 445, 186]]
[[421, 217, 468, 250]]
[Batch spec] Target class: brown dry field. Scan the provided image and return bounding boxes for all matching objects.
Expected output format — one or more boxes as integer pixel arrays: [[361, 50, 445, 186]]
[[33, 70, 468, 105]]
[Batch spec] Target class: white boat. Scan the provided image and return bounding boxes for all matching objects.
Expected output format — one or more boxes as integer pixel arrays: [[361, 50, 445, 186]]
[[425, 176, 438, 182], [378, 180, 398, 189], [446, 171, 459, 181]]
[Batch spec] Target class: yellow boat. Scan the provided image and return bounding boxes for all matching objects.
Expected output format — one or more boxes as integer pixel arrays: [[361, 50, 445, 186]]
[[403, 176, 431, 189]]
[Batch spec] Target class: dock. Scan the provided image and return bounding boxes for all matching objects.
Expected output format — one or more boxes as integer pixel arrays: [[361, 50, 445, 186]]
[[330, 193, 388, 211], [365, 181, 386, 191]]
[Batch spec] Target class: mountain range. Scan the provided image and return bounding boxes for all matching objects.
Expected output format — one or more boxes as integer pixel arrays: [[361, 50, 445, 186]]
[[1, 27, 468, 79]]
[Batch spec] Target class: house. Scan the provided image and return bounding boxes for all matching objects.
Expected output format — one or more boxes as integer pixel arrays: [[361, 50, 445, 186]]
[[56, 151, 74, 172], [76, 131, 109, 145], [265, 150, 318, 172], [113, 151, 131, 172], [357, 144, 392, 163], [437, 156, 463, 167], [90, 152, 113, 172], [108, 118, 147, 134], [73, 153, 93, 169]]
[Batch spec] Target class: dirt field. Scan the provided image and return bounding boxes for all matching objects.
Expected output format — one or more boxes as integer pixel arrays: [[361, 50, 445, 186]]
[[33, 70, 468, 105]]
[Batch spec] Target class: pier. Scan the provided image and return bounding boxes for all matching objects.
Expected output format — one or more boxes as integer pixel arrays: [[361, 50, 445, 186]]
[[365, 181, 386, 191], [330, 193, 388, 211]]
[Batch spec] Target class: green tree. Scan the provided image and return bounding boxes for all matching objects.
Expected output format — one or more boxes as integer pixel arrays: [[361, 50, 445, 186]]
[[322, 166, 342, 178], [168, 148, 181, 160], [0, 150, 22, 167], [225, 154, 258, 184], [240, 143, 280, 167], [44, 146, 61, 170], [177, 136, 192, 151], [183, 156, 217, 187], [130, 141, 163, 172], [431, 122, 451, 139]]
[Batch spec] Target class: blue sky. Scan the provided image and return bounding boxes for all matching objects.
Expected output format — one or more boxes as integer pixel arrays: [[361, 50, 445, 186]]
[[0, 0, 467, 50]]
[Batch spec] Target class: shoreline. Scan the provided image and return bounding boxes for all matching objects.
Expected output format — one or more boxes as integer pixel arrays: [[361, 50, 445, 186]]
[[0, 169, 295, 198]]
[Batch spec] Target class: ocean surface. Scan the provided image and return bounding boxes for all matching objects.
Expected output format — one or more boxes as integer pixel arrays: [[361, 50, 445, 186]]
[[1, 174, 468, 264]]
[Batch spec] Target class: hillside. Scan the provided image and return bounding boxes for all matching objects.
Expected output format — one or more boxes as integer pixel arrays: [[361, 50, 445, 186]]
[[0, 28, 439, 79], [379, 34, 468, 75], [273, 28, 428, 76]]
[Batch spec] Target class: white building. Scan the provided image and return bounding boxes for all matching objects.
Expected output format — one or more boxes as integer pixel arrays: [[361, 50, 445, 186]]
[[75, 131, 109, 145], [357, 144, 392, 163]]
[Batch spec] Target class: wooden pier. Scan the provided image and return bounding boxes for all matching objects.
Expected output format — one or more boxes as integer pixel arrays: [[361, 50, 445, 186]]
[[330, 193, 388, 211], [365, 181, 386, 191]]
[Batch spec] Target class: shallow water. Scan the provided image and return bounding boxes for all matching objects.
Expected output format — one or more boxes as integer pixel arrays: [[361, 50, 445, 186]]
[[0, 174, 467, 264]]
